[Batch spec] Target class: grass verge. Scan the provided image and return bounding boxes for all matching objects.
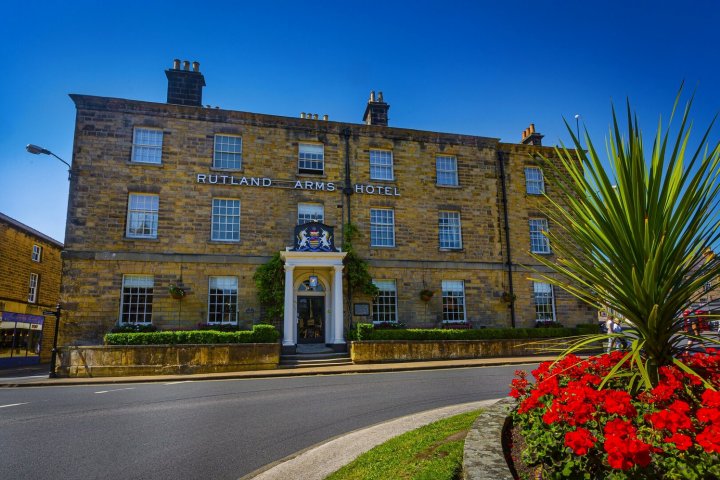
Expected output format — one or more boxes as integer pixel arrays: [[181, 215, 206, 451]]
[[325, 408, 483, 480]]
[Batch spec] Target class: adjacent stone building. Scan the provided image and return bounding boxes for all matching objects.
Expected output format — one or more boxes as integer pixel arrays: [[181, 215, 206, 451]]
[[60, 59, 595, 352], [0, 213, 63, 365]]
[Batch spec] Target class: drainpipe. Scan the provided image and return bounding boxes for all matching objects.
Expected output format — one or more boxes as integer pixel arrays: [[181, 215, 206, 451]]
[[498, 150, 516, 328], [342, 128, 353, 329]]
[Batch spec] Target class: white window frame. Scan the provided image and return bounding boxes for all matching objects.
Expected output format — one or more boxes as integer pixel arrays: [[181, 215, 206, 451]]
[[298, 143, 324, 175], [131, 128, 163, 164], [28, 273, 39, 303], [119, 275, 154, 324], [442, 280, 466, 322], [208, 276, 239, 324], [372, 280, 398, 323], [298, 203, 324, 224], [525, 167, 545, 195], [436, 155, 459, 186], [370, 208, 395, 247], [533, 282, 556, 323], [370, 150, 394, 181], [529, 218, 551, 254], [211, 198, 241, 242], [126, 194, 159, 239], [213, 134, 243, 170], [439, 211, 462, 249], [31, 245, 42, 262]]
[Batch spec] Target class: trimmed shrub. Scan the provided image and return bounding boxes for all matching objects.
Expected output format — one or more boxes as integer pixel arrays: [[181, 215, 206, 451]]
[[104, 324, 280, 345], [575, 323, 600, 335], [110, 324, 158, 333]]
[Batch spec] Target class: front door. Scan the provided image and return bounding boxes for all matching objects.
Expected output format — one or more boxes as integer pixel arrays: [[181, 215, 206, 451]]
[[297, 296, 325, 344]]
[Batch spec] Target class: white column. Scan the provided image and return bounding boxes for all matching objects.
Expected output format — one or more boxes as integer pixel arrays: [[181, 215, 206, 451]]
[[332, 264, 345, 344], [283, 264, 295, 347]]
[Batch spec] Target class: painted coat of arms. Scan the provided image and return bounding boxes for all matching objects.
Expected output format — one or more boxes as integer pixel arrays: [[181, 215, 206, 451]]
[[294, 222, 335, 252]]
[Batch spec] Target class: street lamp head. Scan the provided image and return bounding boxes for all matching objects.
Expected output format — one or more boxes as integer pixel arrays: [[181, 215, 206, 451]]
[[26, 144, 51, 155]]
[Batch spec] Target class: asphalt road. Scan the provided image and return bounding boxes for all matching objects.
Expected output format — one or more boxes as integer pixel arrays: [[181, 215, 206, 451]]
[[0, 364, 528, 480]]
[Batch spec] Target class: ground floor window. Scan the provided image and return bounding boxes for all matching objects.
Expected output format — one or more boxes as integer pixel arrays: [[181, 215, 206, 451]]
[[372, 280, 397, 323], [533, 282, 555, 323], [208, 276, 238, 324], [120, 275, 154, 324], [442, 280, 466, 322]]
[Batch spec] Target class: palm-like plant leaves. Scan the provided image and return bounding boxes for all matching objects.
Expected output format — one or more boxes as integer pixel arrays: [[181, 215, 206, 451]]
[[531, 91, 720, 388]]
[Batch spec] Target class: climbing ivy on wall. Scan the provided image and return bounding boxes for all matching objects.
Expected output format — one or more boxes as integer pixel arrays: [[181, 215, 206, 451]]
[[343, 223, 379, 296], [253, 252, 285, 322]]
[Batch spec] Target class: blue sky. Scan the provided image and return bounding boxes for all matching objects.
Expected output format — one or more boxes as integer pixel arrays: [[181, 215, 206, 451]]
[[1, 0, 719, 242]]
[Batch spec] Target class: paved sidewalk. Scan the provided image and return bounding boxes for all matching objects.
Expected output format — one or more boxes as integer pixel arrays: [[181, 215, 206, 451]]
[[0, 355, 555, 387], [240, 399, 501, 480]]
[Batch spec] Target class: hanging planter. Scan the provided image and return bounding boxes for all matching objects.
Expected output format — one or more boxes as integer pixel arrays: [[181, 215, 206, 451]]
[[501, 291, 516, 303], [419, 289, 434, 302], [168, 284, 186, 300]]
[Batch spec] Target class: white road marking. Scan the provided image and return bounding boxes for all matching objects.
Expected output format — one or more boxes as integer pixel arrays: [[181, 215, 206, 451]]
[[0, 403, 29, 408], [94, 387, 135, 394], [164, 381, 191, 385]]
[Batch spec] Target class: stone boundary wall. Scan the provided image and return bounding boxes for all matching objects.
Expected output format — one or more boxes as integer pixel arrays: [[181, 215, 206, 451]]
[[56, 343, 280, 377], [350, 339, 563, 363], [463, 397, 517, 480]]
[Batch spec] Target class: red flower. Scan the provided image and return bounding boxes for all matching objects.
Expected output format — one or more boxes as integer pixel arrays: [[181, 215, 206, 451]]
[[645, 407, 693, 433], [565, 428, 596, 455], [702, 389, 720, 408], [664, 433, 693, 451], [696, 425, 720, 453], [697, 407, 720, 425], [602, 390, 636, 417], [604, 418, 636, 439]]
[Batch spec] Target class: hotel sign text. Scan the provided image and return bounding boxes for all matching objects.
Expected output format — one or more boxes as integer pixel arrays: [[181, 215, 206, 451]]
[[196, 174, 400, 196]]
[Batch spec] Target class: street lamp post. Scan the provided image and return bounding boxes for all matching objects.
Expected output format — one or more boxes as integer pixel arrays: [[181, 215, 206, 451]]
[[26, 144, 71, 180], [27, 143, 70, 378], [42, 303, 62, 378]]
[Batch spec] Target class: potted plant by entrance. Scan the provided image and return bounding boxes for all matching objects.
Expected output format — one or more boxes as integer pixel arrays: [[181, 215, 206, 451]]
[[419, 289, 434, 302], [168, 284, 186, 300]]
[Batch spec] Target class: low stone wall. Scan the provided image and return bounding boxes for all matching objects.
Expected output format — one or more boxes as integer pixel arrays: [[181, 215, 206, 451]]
[[350, 339, 561, 363], [463, 397, 517, 480], [56, 343, 280, 377]]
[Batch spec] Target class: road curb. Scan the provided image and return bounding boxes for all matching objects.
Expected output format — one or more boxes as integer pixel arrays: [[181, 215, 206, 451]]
[[240, 399, 502, 480]]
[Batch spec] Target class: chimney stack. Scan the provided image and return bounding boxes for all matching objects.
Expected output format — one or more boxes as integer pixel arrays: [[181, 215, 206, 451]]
[[166, 59, 206, 107], [521, 123, 544, 146], [363, 90, 390, 126]]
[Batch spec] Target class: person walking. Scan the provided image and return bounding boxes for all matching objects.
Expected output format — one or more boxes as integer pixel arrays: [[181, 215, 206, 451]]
[[686, 315, 701, 353], [605, 316, 616, 353]]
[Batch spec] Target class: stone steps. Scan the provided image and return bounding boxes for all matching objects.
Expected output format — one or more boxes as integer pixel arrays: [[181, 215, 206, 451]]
[[279, 353, 353, 369]]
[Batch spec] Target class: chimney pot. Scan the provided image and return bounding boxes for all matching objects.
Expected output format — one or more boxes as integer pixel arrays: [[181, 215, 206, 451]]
[[300, 112, 305, 119], [530, 123, 535, 134], [183, 60, 190, 71], [369, 90, 375, 102], [192, 61, 200, 72], [173, 59, 181, 69], [323, 114, 328, 121], [377, 91, 384, 102], [313, 113, 319, 120]]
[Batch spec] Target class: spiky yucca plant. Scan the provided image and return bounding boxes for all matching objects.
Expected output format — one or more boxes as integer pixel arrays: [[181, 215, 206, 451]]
[[534, 92, 720, 389]]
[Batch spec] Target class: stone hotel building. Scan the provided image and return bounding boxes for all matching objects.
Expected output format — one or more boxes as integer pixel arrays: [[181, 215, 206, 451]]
[[60, 59, 595, 352]]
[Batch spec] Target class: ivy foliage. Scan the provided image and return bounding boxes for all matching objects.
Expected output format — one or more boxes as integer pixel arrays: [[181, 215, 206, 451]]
[[343, 223, 379, 296], [253, 252, 285, 322]]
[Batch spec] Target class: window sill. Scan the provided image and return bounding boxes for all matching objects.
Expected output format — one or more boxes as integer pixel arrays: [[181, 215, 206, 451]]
[[127, 161, 163, 167], [210, 167, 243, 173], [370, 245, 396, 249], [439, 248, 464, 252], [124, 237, 160, 242], [436, 183, 461, 188], [369, 178, 396, 183], [208, 240, 241, 244], [531, 251, 553, 255], [297, 172, 327, 178]]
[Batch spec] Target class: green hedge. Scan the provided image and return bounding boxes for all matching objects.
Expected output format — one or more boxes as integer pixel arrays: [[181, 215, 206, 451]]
[[354, 323, 581, 341], [104, 324, 279, 345]]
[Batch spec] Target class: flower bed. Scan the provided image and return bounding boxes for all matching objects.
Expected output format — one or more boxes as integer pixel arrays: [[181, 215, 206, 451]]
[[509, 350, 720, 479]]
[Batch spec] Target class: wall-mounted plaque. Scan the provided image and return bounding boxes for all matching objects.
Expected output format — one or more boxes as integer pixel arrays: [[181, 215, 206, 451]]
[[353, 303, 370, 316]]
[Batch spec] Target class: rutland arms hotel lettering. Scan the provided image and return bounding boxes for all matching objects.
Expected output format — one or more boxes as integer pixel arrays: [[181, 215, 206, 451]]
[[196, 174, 400, 196]]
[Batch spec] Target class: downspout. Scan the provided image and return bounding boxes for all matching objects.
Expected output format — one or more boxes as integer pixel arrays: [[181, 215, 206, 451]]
[[342, 128, 353, 328], [498, 150, 516, 328]]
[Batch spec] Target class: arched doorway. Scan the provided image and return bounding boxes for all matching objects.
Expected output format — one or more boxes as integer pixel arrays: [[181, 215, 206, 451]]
[[296, 278, 326, 344]]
